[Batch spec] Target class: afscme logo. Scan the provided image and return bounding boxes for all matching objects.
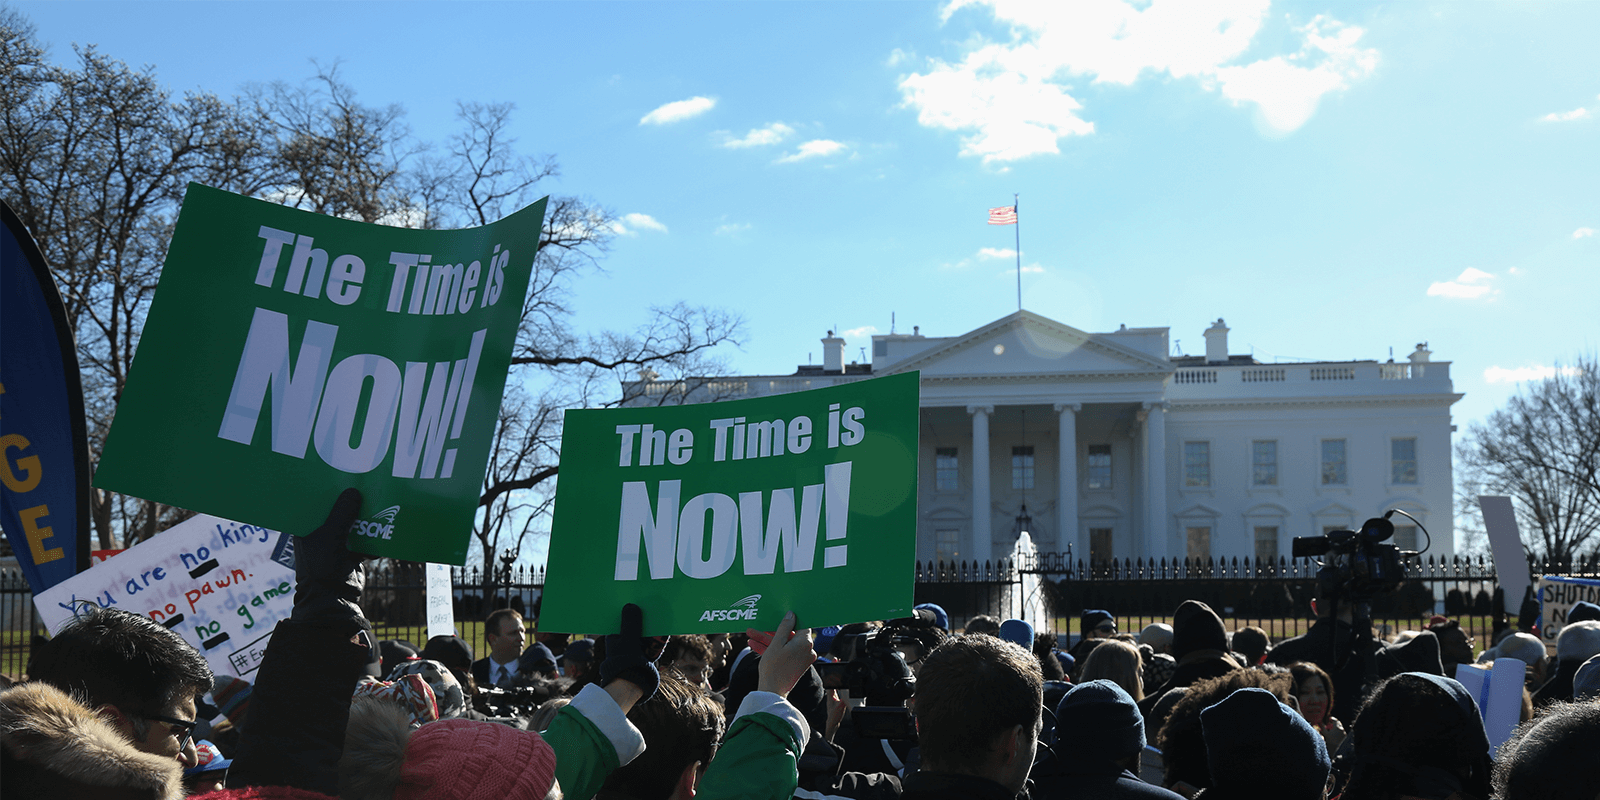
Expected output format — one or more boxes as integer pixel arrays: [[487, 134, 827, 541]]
[[698, 594, 761, 622], [351, 506, 401, 540]]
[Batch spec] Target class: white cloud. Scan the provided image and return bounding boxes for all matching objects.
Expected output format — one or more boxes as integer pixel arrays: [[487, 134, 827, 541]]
[[1574, 227, 1596, 239], [775, 139, 848, 164], [899, 1, 1377, 161], [1425, 267, 1495, 300], [842, 325, 880, 338], [715, 222, 752, 236], [1508, 266, 1524, 276], [1000, 264, 1046, 276], [720, 122, 795, 148], [978, 247, 1018, 260], [1483, 365, 1584, 384], [1543, 107, 1592, 122], [887, 48, 913, 67], [611, 213, 669, 236], [640, 96, 716, 125]]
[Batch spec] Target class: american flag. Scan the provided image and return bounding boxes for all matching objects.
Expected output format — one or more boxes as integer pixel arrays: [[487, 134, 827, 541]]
[[988, 205, 1017, 225]]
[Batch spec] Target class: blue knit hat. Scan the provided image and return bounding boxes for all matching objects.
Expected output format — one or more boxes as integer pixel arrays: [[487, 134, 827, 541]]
[[1000, 619, 1035, 649], [1056, 680, 1145, 765], [1201, 688, 1330, 800]]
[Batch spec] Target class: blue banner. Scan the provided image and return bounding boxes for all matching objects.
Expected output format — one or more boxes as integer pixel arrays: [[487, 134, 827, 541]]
[[1, 200, 91, 592]]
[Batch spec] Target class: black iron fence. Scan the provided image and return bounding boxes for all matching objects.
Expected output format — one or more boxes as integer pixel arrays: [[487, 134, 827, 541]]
[[4, 552, 1599, 678]]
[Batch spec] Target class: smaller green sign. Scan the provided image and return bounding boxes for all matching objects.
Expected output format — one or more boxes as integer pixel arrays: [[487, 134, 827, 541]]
[[95, 184, 543, 564], [540, 372, 920, 636]]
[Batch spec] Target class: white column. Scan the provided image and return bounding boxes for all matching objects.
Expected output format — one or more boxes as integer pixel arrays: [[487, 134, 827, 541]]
[[1054, 403, 1080, 557], [968, 405, 993, 563], [1143, 401, 1168, 560]]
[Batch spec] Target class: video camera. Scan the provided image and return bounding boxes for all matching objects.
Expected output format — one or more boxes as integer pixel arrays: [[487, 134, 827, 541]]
[[816, 613, 943, 740], [1291, 513, 1414, 603]]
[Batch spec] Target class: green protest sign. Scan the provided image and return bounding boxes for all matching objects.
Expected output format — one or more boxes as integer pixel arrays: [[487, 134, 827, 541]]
[[95, 184, 543, 564], [540, 372, 920, 635]]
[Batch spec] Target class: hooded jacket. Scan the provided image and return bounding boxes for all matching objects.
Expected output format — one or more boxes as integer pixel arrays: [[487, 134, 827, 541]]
[[0, 682, 185, 800]]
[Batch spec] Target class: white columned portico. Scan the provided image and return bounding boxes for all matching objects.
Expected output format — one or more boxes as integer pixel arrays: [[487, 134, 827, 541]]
[[968, 404, 993, 562], [1143, 401, 1168, 560], [1054, 403, 1080, 557]]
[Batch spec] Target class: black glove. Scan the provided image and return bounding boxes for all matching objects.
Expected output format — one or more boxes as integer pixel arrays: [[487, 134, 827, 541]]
[[290, 488, 366, 625], [599, 603, 661, 703]]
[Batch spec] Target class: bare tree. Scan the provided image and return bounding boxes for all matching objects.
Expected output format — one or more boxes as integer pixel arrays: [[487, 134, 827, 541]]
[[1456, 355, 1600, 562], [0, 13, 745, 585], [0, 18, 273, 547]]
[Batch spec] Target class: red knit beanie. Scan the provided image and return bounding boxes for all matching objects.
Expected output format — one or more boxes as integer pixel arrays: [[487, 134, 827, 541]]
[[397, 719, 557, 800]]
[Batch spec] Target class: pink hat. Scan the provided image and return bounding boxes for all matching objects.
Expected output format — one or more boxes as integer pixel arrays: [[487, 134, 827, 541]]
[[398, 719, 557, 800]]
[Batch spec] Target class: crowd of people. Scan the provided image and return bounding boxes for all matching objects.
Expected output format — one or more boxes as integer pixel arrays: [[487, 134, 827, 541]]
[[3, 489, 1600, 800]]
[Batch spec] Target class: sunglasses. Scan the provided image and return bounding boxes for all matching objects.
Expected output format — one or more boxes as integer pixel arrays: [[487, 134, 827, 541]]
[[1095, 624, 1118, 633], [145, 713, 197, 749]]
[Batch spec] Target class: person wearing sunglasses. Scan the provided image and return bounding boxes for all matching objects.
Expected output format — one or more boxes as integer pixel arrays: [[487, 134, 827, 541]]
[[3, 605, 213, 797]]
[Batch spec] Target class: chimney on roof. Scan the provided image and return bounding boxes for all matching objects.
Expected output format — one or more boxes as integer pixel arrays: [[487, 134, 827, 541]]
[[1203, 318, 1230, 364], [822, 331, 845, 373]]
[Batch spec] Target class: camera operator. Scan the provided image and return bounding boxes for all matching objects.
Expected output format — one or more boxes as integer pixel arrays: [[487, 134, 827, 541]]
[[1265, 594, 1382, 725], [1266, 514, 1418, 725]]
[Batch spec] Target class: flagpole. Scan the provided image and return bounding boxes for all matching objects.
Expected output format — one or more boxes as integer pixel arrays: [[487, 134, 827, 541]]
[[1014, 193, 1022, 311]]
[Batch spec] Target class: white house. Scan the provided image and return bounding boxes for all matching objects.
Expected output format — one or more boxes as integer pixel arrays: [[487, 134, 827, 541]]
[[626, 311, 1461, 566]]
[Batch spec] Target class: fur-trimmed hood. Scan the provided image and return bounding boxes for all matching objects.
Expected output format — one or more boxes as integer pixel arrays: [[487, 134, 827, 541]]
[[0, 682, 184, 800]]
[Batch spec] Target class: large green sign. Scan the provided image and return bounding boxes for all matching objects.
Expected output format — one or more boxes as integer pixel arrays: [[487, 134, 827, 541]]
[[96, 184, 543, 564], [540, 372, 920, 635]]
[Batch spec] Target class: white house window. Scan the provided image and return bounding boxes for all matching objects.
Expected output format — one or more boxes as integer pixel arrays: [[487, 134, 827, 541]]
[[1011, 446, 1034, 490], [1252, 440, 1278, 486], [1254, 526, 1280, 564], [1087, 444, 1112, 490], [1391, 438, 1418, 485], [1184, 441, 1211, 487], [935, 447, 959, 491], [935, 528, 960, 563], [1321, 439, 1347, 485]]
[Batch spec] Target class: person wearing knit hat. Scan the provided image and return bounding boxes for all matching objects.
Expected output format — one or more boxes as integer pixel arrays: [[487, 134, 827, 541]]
[[1199, 688, 1330, 800], [1534, 620, 1600, 707], [1377, 629, 1444, 678], [1031, 680, 1183, 800], [1339, 673, 1493, 800], [1138, 601, 1240, 718], [340, 700, 560, 800], [1568, 601, 1600, 625], [1068, 609, 1117, 665], [1000, 618, 1035, 650]]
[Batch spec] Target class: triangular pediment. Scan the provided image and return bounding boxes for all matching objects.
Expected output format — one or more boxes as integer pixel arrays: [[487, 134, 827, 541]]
[[885, 311, 1173, 379]]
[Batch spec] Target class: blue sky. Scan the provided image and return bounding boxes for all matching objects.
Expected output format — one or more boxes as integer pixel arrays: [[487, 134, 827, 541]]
[[17, 0, 1600, 433]]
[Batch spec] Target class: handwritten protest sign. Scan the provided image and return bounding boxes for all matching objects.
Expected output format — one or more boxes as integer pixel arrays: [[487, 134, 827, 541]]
[[540, 372, 919, 636], [1537, 575, 1600, 654], [427, 563, 456, 639], [35, 513, 297, 679], [95, 184, 543, 564]]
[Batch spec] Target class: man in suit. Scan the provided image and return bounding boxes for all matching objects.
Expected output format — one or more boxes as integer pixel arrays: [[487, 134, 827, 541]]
[[472, 607, 530, 688]]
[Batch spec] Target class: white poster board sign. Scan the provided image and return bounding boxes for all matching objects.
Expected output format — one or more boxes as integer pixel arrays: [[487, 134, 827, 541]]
[[1479, 496, 1530, 615], [1454, 658, 1526, 751], [35, 514, 297, 679], [426, 562, 456, 639]]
